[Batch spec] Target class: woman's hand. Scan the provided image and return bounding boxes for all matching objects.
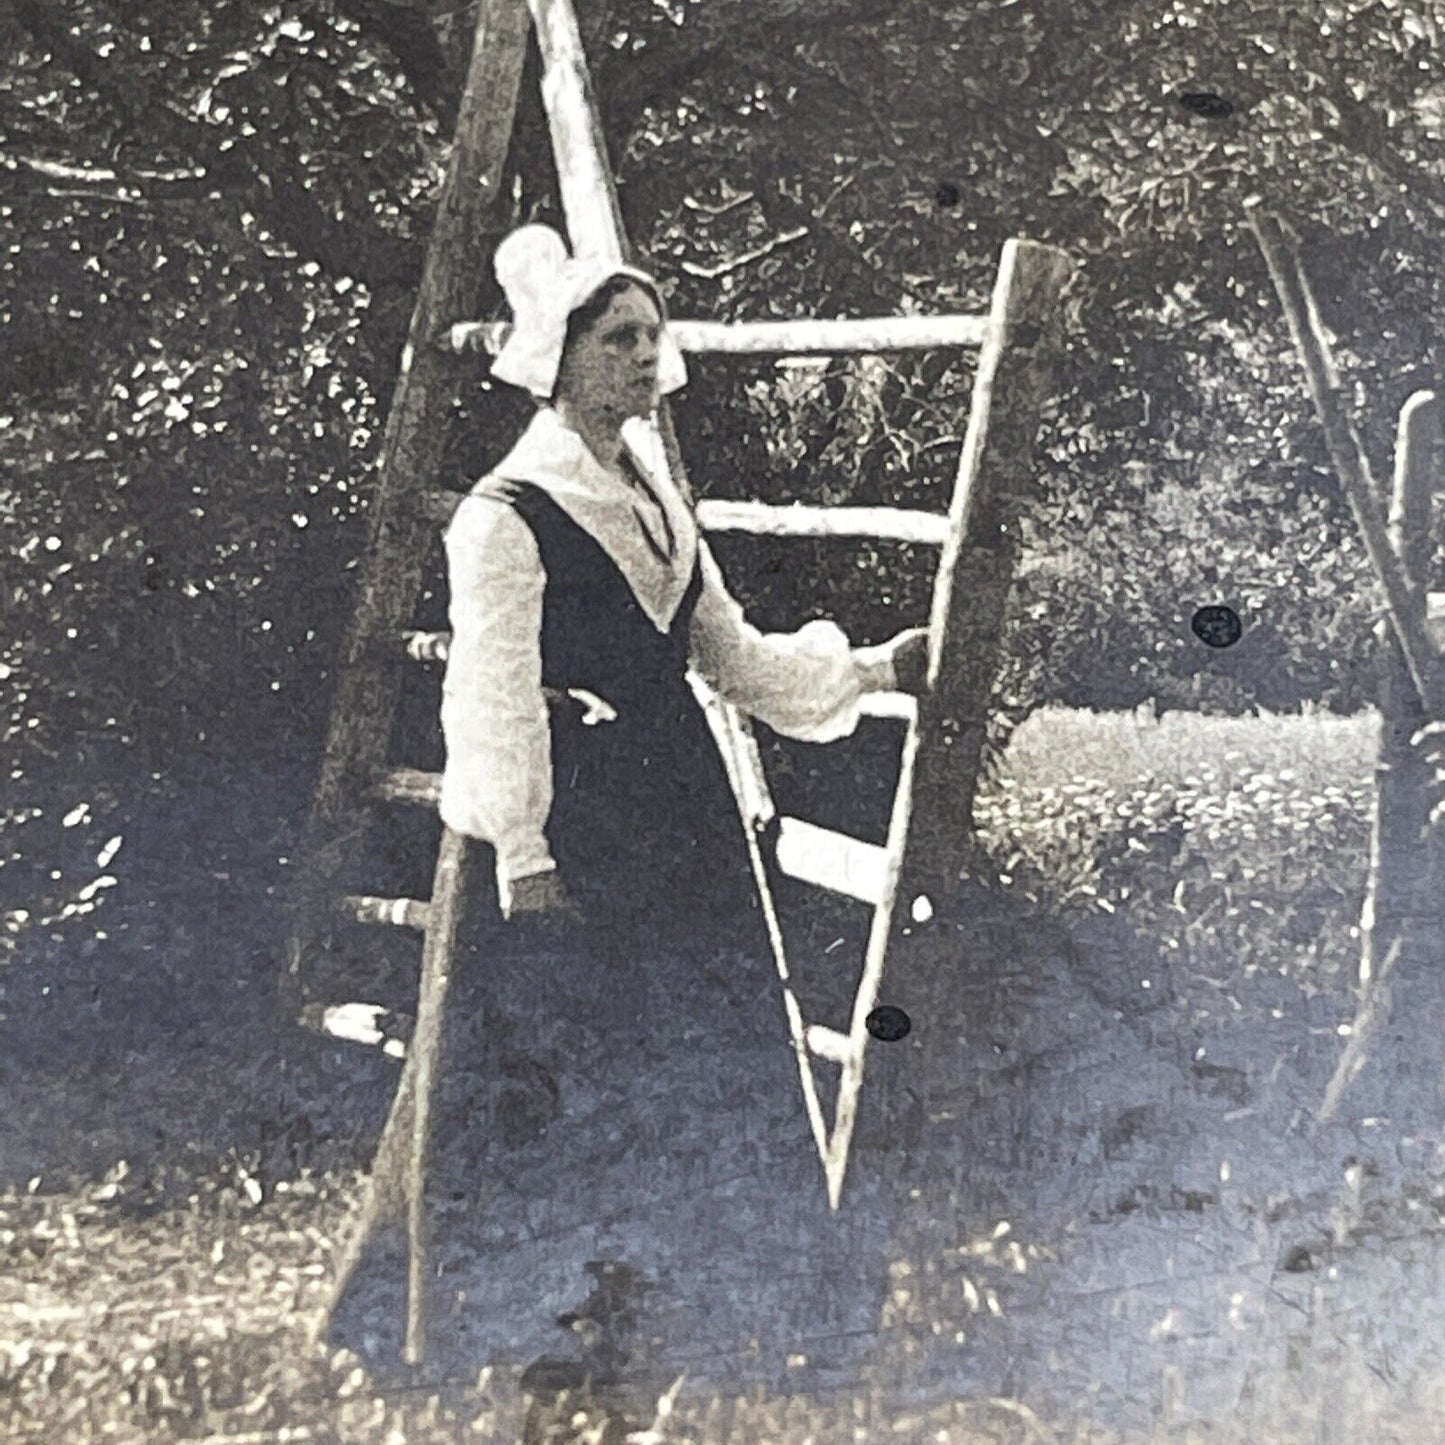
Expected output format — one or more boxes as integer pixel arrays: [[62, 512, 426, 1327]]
[[505, 869, 586, 928], [855, 627, 931, 697]]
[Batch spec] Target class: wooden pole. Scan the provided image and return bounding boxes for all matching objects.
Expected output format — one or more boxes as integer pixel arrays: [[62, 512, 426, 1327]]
[[899, 239, 1076, 901], [310, 831, 481, 1357], [1362, 391, 1441, 985], [526, 0, 703, 510], [287, 0, 530, 980], [312, 1024, 416, 1342], [1250, 214, 1444, 714], [824, 239, 1076, 1207], [527, 0, 626, 261], [1391, 394, 1437, 584], [402, 827, 473, 1364]]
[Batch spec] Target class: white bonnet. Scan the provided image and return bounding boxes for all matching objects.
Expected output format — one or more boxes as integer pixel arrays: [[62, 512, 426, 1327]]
[[489, 223, 688, 400]]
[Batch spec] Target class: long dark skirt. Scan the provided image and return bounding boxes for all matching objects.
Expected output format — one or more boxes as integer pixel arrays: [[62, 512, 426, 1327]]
[[448, 686, 769, 1128], [548, 686, 762, 953]]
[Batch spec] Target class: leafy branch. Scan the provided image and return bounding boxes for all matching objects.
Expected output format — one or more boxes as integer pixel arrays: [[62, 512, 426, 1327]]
[[13, 0, 421, 291]]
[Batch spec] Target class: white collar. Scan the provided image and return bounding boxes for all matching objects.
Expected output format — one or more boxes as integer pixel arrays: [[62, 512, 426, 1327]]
[[483, 409, 699, 632]]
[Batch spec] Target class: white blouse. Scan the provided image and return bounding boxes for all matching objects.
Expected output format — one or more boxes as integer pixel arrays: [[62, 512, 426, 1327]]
[[439, 409, 877, 888]]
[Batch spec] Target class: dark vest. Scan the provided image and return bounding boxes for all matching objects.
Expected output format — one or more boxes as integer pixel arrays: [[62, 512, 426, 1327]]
[[473, 478, 701, 717], [471, 479, 749, 931]]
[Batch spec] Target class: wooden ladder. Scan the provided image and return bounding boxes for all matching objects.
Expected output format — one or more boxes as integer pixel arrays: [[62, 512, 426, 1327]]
[[295, 0, 1074, 1363]]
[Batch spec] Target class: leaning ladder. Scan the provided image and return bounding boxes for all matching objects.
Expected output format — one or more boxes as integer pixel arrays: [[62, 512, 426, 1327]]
[[293, 0, 1074, 1362]]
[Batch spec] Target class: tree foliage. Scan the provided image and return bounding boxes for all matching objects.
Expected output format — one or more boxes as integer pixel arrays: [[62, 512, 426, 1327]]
[[3, 0, 1444, 930]]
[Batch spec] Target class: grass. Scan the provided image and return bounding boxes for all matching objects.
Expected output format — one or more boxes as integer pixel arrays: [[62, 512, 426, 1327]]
[[4, 705, 1440, 1445], [977, 705, 1377, 983]]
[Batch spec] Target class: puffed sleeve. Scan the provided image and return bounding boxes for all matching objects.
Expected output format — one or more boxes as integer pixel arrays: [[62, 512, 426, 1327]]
[[439, 493, 556, 886], [687, 539, 872, 743]]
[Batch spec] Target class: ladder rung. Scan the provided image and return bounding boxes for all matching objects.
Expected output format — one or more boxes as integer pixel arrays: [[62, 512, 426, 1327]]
[[696, 500, 950, 546], [858, 690, 917, 722], [673, 315, 988, 355], [420, 489, 952, 548], [804, 1024, 857, 1064], [775, 816, 889, 907], [341, 894, 432, 931], [670, 316, 988, 355], [394, 636, 613, 719], [368, 774, 899, 904], [449, 315, 988, 357], [372, 767, 442, 808]]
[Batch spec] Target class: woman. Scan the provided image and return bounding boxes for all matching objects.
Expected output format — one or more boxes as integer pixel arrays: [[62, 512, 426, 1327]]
[[439, 224, 927, 953]]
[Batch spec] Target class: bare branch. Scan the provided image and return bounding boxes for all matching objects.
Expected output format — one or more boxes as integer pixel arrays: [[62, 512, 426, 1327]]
[[678, 225, 808, 279], [682, 190, 756, 219], [13, 0, 420, 292], [764, 178, 938, 311], [1, 151, 211, 204]]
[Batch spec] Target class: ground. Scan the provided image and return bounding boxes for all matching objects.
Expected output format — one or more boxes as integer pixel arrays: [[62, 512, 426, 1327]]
[[2, 707, 1444, 1444]]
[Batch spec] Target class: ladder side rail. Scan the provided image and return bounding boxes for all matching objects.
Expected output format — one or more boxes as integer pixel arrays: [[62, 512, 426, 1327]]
[[402, 827, 476, 1363], [1389, 393, 1437, 590], [309, 831, 483, 1357], [525, 0, 704, 512], [528, 0, 627, 264], [902, 239, 1076, 903], [822, 240, 1075, 1208], [1359, 392, 1442, 994], [687, 675, 833, 1164], [823, 719, 923, 1208], [288, 0, 531, 967]]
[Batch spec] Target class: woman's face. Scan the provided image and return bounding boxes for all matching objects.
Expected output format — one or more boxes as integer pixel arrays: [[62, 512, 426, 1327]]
[[554, 284, 664, 423]]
